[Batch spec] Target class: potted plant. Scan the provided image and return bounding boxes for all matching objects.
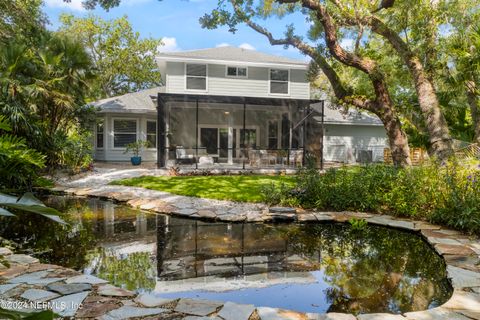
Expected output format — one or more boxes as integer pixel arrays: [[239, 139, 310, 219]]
[[124, 140, 151, 165]]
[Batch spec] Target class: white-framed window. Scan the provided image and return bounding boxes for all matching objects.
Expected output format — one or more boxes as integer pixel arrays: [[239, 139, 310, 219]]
[[146, 120, 157, 148], [113, 119, 137, 148], [186, 63, 207, 91], [226, 66, 247, 78], [96, 118, 104, 149], [269, 69, 289, 95]]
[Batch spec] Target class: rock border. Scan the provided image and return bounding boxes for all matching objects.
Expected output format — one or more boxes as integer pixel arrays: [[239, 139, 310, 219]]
[[0, 185, 478, 319]]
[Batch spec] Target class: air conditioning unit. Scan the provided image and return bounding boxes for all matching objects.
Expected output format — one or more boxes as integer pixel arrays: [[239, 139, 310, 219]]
[[356, 149, 373, 164]]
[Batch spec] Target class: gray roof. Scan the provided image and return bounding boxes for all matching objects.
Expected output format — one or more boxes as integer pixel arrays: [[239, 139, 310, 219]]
[[92, 87, 163, 114], [311, 102, 383, 126], [157, 46, 308, 67]]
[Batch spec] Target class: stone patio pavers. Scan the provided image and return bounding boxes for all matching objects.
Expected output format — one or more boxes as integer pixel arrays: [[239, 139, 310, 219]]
[[447, 266, 480, 288], [97, 284, 135, 297], [50, 291, 90, 317], [100, 305, 169, 320], [46, 282, 92, 295], [174, 298, 223, 316], [404, 307, 471, 320], [65, 274, 109, 284], [134, 293, 177, 307], [217, 301, 255, 320], [5, 254, 39, 265], [0, 283, 19, 295], [357, 314, 406, 320], [20, 288, 60, 301]]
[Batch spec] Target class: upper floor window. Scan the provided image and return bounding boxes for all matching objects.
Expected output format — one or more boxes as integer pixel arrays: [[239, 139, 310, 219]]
[[186, 63, 207, 91], [270, 69, 289, 95], [226, 66, 247, 78], [113, 119, 137, 148]]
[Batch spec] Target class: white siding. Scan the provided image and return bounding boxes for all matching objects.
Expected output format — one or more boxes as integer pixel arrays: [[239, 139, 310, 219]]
[[94, 113, 157, 162], [324, 124, 387, 163], [165, 62, 310, 99]]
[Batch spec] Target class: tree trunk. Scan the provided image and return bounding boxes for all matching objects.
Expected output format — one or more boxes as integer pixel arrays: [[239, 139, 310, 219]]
[[466, 80, 480, 144], [371, 78, 411, 166], [367, 17, 454, 160]]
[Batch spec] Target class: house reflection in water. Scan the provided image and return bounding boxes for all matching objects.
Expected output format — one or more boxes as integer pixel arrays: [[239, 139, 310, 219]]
[[155, 215, 319, 293]]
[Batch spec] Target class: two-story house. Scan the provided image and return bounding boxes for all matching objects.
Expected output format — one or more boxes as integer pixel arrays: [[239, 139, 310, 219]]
[[92, 46, 388, 168]]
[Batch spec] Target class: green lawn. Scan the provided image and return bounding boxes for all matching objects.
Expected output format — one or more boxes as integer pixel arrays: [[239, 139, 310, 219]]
[[110, 175, 296, 202]]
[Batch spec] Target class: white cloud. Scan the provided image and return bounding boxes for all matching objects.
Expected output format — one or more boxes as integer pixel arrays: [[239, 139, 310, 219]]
[[216, 43, 230, 48], [158, 37, 180, 52], [239, 43, 256, 51], [44, 0, 85, 11]]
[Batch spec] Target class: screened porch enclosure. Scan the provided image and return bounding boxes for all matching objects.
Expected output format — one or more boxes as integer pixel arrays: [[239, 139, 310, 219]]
[[157, 94, 324, 169]]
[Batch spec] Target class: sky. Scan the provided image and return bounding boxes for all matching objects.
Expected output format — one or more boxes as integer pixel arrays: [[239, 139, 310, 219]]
[[42, 0, 312, 61]]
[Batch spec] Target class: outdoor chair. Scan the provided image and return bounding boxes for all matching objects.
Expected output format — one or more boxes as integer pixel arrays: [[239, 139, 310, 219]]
[[175, 146, 195, 164], [289, 150, 303, 167], [259, 149, 276, 166]]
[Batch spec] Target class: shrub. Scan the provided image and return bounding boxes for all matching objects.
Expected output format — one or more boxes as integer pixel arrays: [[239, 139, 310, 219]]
[[267, 161, 480, 234]]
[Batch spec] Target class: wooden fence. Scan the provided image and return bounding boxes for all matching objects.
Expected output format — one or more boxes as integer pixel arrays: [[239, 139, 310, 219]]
[[383, 148, 429, 165]]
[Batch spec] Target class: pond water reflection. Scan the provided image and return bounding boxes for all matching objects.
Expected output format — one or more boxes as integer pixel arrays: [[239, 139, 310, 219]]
[[0, 196, 452, 314]]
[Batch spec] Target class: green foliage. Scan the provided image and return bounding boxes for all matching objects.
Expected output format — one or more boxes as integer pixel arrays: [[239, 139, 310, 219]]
[[0, 116, 45, 190], [268, 163, 480, 234], [348, 218, 368, 230], [58, 14, 162, 99], [0, 308, 55, 320], [124, 140, 151, 157], [0, 192, 67, 224]]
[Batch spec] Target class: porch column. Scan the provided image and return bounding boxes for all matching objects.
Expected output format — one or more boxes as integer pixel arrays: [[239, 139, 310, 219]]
[[157, 93, 166, 168], [228, 113, 233, 165]]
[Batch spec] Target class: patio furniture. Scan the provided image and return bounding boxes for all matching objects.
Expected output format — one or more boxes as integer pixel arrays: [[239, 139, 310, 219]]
[[176, 146, 195, 164], [289, 150, 303, 167], [248, 149, 260, 166], [260, 150, 276, 166], [198, 156, 214, 165]]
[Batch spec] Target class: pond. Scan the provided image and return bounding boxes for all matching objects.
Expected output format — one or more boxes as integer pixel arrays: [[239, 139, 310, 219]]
[[0, 196, 452, 314]]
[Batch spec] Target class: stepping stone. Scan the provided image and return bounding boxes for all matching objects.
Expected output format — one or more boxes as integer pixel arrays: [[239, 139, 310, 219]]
[[442, 291, 480, 312], [447, 266, 480, 288], [269, 207, 296, 214], [357, 314, 406, 320], [66, 274, 108, 284], [7, 270, 64, 285], [101, 305, 168, 320], [0, 283, 19, 295], [134, 293, 176, 307], [387, 220, 415, 230], [20, 289, 59, 301], [217, 302, 255, 320], [98, 284, 135, 297], [174, 299, 223, 316], [197, 210, 217, 219], [50, 291, 90, 317], [76, 296, 120, 318], [257, 307, 305, 320], [47, 283, 92, 295], [435, 244, 476, 256], [307, 313, 356, 320], [428, 237, 462, 245], [0, 247, 13, 256], [5, 254, 39, 265], [404, 307, 470, 320]]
